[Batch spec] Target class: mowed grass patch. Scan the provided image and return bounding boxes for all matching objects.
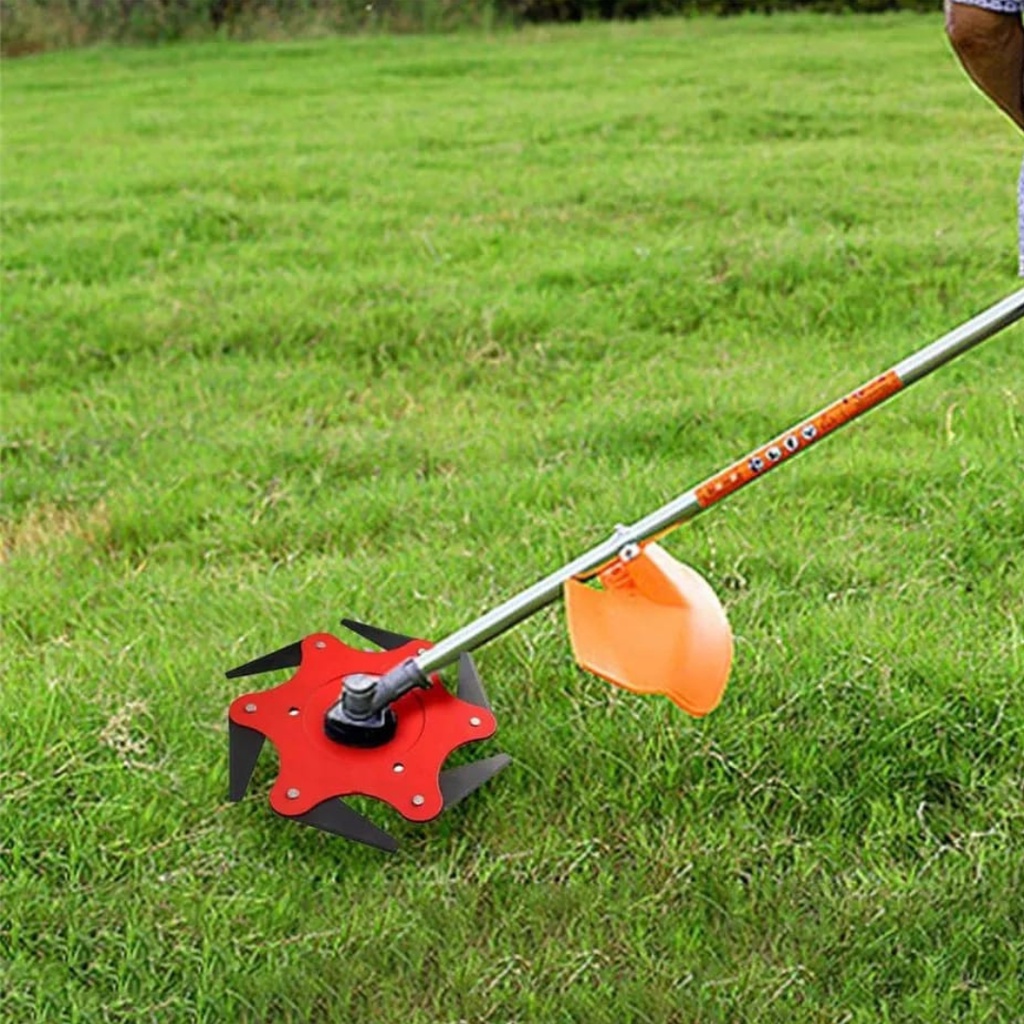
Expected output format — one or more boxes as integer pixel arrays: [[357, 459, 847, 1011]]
[[2, 15, 1023, 1023]]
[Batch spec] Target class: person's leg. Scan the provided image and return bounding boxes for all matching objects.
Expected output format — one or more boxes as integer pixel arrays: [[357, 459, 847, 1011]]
[[946, 1, 1024, 129], [1019, 155, 1024, 274]]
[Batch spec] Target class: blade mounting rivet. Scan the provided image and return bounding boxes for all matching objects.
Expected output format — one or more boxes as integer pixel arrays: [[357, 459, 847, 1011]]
[[411, 794, 425, 806], [245, 703, 257, 713], [315, 640, 327, 649], [469, 716, 481, 727], [393, 763, 405, 773], [286, 787, 300, 800], [288, 707, 299, 717]]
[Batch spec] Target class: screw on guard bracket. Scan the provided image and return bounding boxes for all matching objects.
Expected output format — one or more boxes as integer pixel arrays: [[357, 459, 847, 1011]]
[[226, 619, 510, 852]]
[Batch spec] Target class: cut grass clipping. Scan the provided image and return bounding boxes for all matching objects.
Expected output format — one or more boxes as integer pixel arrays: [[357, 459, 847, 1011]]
[[3, 13, 1023, 1024]]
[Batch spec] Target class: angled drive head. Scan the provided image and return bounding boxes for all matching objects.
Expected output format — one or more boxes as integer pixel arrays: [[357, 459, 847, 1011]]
[[564, 542, 733, 717]]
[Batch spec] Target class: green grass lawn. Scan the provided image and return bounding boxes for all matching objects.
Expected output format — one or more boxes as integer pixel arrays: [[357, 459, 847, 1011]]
[[3, 13, 1023, 1022]]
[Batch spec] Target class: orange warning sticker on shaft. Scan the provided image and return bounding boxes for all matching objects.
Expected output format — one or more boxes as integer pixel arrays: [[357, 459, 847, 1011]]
[[694, 370, 903, 509]]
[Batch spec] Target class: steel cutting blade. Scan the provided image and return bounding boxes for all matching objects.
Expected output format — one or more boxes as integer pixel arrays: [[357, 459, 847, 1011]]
[[226, 641, 303, 679], [439, 753, 512, 811], [340, 619, 416, 651], [456, 652, 492, 709], [289, 798, 399, 852], [228, 719, 266, 801]]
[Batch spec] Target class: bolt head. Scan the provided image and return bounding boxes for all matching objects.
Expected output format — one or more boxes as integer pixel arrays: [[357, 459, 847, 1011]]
[[393, 763, 405, 773], [469, 716, 482, 727], [288, 708, 300, 717], [411, 794, 425, 807], [286, 788, 300, 800], [244, 703, 257, 713], [314, 640, 327, 649], [343, 673, 378, 696], [619, 542, 641, 563]]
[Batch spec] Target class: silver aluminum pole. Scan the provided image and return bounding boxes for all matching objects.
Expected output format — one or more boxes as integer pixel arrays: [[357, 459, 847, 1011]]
[[414, 288, 1024, 678]]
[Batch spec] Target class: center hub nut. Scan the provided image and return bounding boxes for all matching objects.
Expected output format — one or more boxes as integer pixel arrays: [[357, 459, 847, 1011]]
[[323, 673, 398, 748]]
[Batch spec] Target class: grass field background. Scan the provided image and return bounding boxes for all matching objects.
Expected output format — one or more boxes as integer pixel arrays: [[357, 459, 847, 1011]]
[[3, 14, 1023, 1022]]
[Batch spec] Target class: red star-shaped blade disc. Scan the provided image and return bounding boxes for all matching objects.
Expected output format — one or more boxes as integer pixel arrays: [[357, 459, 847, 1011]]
[[227, 628, 508, 849]]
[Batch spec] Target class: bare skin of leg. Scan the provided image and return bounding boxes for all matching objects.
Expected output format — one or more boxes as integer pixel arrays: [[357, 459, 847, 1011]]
[[946, 1, 1024, 131]]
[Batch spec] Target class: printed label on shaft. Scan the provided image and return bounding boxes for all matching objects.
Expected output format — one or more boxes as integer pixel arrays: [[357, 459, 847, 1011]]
[[694, 370, 903, 509]]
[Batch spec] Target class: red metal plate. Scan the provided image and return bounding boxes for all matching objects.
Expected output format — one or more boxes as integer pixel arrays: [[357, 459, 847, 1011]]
[[228, 633, 496, 822]]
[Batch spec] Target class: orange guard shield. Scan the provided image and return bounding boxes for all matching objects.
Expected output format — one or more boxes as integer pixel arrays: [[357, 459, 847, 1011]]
[[564, 543, 733, 717]]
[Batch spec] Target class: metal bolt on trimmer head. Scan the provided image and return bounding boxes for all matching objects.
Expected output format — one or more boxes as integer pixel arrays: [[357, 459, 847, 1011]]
[[228, 289, 1024, 850]]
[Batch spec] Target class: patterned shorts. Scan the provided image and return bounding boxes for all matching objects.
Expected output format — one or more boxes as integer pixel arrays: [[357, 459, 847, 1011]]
[[952, 0, 1022, 11]]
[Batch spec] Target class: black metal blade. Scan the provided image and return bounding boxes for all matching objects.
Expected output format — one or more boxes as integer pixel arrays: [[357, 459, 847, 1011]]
[[226, 640, 303, 679], [228, 719, 266, 801], [341, 618, 415, 651], [440, 753, 511, 811], [289, 798, 399, 852], [457, 653, 491, 710]]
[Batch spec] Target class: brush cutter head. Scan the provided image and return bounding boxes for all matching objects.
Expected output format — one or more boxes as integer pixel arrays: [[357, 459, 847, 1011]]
[[564, 542, 733, 717], [226, 620, 509, 851]]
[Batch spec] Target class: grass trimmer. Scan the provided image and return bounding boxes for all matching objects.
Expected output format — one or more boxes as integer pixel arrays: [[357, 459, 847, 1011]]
[[227, 288, 1024, 850]]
